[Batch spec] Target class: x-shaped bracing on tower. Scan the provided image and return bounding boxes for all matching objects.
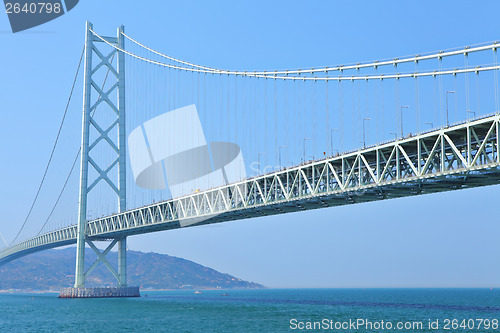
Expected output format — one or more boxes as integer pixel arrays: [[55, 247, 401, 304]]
[[74, 21, 127, 289]]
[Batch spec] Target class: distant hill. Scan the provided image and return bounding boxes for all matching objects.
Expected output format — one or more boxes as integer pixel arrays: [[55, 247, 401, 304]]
[[0, 247, 264, 291]]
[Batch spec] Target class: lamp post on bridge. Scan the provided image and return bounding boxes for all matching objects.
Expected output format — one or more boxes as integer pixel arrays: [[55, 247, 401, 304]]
[[467, 110, 476, 121], [303, 138, 311, 163], [390, 132, 397, 140], [446, 90, 455, 126], [425, 122, 433, 129]]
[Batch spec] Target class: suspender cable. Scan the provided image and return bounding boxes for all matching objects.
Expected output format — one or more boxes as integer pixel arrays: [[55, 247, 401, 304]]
[[339, 80, 344, 152], [476, 70, 481, 115], [325, 80, 330, 156], [356, 70, 361, 146], [415, 60, 420, 134], [364, 78, 369, 145], [380, 77, 384, 142], [264, 77, 268, 170], [274, 77, 278, 168], [291, 78, 296, 162], [286, 79, 290, 164], [393, 62, 399, 138], [227, 73, 231, 167], [351, 79, 355, 149], [234, 74, 238, 164], [494, 47, 499, 113], [465, 52, 470, 115], [453, 71, 458, 123], [433, 74, 438, 128], [375, 66, 380, 143], [438, 56, 444, 126], [312, 79, 317, 158]]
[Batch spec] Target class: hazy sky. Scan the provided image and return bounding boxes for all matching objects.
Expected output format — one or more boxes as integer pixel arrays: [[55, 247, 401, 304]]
[[1, 0, 500, 288]]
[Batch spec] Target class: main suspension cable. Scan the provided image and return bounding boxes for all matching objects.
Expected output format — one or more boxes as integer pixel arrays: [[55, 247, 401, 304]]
[[121, 32, 218, 71], [89, 29, 500, 81], [0, 231, 7, 247], [121, 30, 499, 77], [10, 46, 85, 245]]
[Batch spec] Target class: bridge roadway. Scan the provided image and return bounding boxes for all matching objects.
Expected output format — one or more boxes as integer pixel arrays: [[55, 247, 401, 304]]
[[2, 113, 500, 266]]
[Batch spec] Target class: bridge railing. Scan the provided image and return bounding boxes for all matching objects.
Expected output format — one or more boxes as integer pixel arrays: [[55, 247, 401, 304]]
[[0, 225, 77, 264], [84, 114, 500, 238]]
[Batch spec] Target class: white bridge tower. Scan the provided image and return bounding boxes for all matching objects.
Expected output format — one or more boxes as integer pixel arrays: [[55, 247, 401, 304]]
[[61, 22, 139, 298]]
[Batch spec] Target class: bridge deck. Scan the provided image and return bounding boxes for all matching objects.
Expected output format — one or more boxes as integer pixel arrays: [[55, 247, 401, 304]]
[[2, 114, 500, 266]]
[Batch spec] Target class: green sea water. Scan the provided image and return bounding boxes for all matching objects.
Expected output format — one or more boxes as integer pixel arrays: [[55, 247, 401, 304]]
[[0, 289, 499, 332]]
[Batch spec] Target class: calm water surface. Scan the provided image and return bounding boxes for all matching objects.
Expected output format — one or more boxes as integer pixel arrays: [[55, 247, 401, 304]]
[[0, 289, 499, 332]]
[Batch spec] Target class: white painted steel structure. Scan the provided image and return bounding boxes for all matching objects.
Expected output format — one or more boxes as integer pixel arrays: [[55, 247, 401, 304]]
[[2, 23, 500, 295], [2, 113, 500, 266], [73, 22, 127, 288]]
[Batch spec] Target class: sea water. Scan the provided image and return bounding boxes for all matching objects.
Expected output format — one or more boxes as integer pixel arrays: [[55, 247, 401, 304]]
[[0, 289, 499, 332]]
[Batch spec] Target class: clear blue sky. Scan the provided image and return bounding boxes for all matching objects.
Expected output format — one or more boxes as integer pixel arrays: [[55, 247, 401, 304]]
[[1, 0, 500, 288]]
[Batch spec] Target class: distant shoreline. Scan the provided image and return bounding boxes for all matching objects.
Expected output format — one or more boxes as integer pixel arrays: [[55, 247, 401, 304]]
[[0, 286, 266, 294]]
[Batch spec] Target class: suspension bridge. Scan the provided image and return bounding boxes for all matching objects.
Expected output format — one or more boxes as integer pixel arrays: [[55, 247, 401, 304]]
[[1, 22, 499, 297]]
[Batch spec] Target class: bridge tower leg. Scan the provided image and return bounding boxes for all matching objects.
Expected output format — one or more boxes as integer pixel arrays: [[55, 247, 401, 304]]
[[117, 23, 127, 288], [62, 22, 138, 298], [74, 20, 93, 289]]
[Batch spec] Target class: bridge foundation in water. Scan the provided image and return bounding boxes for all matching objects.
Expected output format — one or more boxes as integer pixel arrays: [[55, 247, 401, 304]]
[[59, 287, 140, 298]]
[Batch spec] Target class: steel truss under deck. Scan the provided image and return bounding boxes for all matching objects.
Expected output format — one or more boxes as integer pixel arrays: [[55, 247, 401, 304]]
[[2, 114, 500, 266]]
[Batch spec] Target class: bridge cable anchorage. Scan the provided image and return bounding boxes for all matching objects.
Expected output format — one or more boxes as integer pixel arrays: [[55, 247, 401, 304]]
[[91, 30, 500, 81], [10, 46, 85, 245], [35, 52, 116, 237]]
